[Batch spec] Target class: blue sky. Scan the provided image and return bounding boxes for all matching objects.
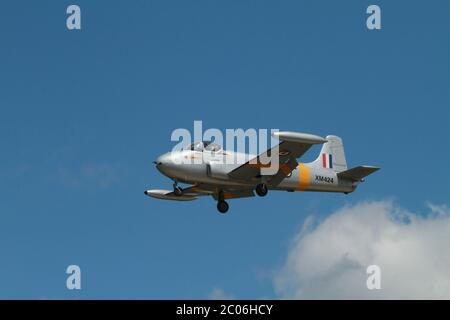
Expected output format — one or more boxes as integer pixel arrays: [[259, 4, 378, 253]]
[[0, 0, 449, 299]]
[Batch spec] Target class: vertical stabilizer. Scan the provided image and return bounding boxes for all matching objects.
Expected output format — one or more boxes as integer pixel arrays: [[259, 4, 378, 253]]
[[311, 135, 347, 172]]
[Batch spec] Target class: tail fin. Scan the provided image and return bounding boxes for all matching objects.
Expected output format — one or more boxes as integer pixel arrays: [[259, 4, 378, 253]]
[[311, 135, 347, 173]]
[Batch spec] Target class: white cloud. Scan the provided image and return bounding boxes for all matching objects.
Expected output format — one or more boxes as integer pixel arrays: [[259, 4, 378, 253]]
[[274, 200, 450, 299], [207, 287, 234, 300]]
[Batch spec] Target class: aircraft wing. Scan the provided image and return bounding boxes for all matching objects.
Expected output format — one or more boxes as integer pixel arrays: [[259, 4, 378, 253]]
[[212, 188, 255, 200], [144, 184, 212, 201], [145, 184, 255, 201], [183, 184, 255, 200], [228, 131, 327, 186]]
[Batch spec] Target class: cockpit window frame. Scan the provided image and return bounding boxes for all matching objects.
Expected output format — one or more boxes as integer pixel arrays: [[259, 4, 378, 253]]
[[184, 141, 203, 151], [183, 141, 222, 152], [204, 142, 221, 152]]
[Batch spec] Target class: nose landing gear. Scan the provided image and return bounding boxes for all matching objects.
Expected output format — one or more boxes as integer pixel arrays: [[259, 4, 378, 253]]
[[173, 182, 183, 196]]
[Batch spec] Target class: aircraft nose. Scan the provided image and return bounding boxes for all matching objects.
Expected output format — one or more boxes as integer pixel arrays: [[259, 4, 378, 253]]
[[155, 153, 170, 166], [154, 152, 174, 176]]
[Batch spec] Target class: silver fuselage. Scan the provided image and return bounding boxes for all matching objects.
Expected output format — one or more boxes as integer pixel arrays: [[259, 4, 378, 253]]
[[155, 149, 356, 193]]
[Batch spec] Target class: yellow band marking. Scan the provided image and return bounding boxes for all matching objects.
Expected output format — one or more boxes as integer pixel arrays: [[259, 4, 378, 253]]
[[297, 163, 310, 191]]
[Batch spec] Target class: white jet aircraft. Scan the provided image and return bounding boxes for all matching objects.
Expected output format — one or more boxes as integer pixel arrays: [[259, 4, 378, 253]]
[[145, 131, 379, 213]]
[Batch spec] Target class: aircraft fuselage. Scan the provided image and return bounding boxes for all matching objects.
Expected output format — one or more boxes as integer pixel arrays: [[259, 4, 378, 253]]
[[154, 149, 355, 194]]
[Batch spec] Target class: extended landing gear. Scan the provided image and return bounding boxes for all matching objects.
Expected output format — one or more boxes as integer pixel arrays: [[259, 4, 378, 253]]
[[217, 190, 229, 214], [255, 183, 268, 197], [217, 200, 229, 214], [173, 182, 183, 196]]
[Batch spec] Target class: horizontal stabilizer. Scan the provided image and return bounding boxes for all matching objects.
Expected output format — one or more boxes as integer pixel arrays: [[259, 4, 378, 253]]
[[337, 166, 380, 181]]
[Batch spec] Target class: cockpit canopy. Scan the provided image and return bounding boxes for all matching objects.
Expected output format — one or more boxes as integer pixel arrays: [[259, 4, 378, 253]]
[[184, 141, 222, 152]]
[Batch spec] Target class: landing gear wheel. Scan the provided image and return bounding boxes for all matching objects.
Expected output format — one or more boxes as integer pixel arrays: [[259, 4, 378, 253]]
[[255, 183, 268, 197], [217, 201, 229, 214]]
